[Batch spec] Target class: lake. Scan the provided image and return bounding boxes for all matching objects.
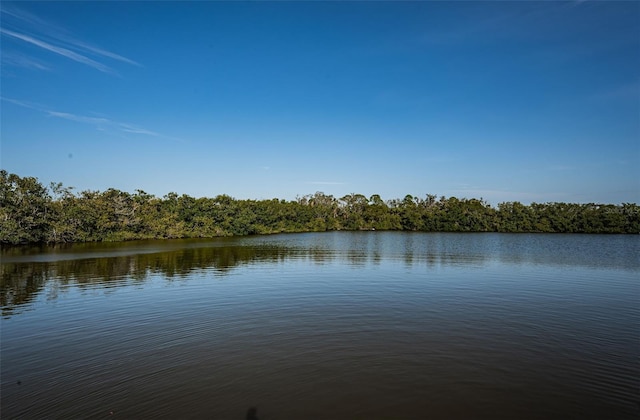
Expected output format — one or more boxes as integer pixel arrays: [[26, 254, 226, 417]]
[[1, 232, 639, 419]]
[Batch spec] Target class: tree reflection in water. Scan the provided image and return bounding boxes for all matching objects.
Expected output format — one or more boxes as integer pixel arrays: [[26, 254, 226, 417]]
[[1, 241, 298, 317]]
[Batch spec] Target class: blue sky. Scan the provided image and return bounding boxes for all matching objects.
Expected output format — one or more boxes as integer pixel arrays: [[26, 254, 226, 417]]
[[1, 1, 638, 204]]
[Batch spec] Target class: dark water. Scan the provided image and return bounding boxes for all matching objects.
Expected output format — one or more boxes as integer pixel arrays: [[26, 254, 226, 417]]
[[1, 232, 639, 419]]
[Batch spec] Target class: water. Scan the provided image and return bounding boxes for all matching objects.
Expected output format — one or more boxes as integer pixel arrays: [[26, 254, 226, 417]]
[[1, 232, 639, 419]]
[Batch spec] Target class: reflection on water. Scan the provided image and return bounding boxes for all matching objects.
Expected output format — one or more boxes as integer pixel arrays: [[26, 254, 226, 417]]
[[1, 232, 639, 419], [2, 233, 638, 318], [2, 242, 295, 317]]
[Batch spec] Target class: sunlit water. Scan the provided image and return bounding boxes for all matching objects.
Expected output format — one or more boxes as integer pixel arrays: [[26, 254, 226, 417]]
[[1, 232, 639, 419]]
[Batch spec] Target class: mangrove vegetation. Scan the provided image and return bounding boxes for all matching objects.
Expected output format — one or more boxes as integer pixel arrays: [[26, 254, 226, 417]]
[[1, 170, 638, 245]]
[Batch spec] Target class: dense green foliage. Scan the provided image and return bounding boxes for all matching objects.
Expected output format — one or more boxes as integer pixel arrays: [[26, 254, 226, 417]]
[[1, 170, 638, 244]]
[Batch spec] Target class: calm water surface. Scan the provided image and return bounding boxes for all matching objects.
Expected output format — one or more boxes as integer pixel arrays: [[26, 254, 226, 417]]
[[1, 232, 639, 419]]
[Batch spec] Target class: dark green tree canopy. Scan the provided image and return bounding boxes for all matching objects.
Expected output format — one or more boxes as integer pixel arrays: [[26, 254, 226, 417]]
[[1, 171, 638, 245]]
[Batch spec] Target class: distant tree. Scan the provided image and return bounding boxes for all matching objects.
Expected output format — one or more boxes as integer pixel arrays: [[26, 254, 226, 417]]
[[1, 170, 637, 245]]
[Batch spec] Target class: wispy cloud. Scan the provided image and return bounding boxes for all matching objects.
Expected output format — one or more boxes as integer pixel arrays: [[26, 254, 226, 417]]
[[63, 38, 140, 67], [2, 97, 182, 142], [1, 51, 50, 70], [0, 5, 140, 74], [2, 5, 58, 32], [3, 5, 139, 66], [118, 124, 161, 137], [45, 110, 111, 125], [1, 97, 42, 109], [1, 28, 115, 74]]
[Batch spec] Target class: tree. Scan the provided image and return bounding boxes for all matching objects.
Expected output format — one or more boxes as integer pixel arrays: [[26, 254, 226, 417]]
[[0, 170, 52, 243], [1, 170, 638, 244]]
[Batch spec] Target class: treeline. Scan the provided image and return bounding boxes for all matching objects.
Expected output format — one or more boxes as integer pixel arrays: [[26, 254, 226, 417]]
[[1, 170, 638, 244]]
